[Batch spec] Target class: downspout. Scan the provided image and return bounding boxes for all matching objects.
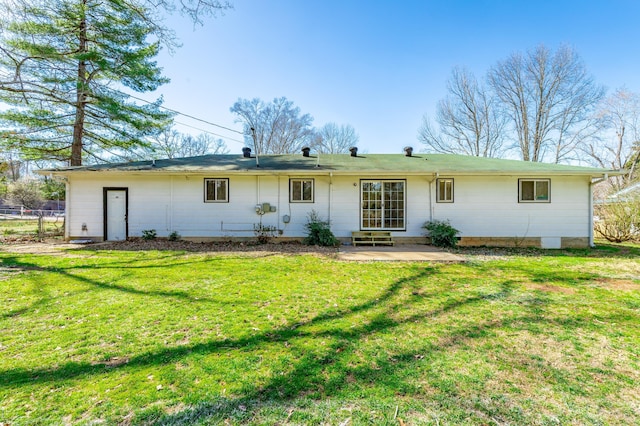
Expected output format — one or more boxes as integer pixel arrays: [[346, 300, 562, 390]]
[[589, 174, 608, 247], [277, 175, 281, 234], [428, 173, 439, 222], [64, 178, 70, 241], [169, 176, 174, 233], [256, 175, 260, 206], [329, 172, 333, 225]]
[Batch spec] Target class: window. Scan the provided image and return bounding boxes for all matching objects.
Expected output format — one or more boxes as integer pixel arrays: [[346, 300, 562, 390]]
[[519, 179, 550, 202], [290, 178, 314, 202], [204, 178, 229, 202], [361, 180, 405, 230], [436, 178, 454, 203]]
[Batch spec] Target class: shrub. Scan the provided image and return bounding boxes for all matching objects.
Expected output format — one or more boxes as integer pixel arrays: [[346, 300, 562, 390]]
[[422, 219, 460, 248], [141, 229, 157, 240], [167, 231, 181, 241], [594, 197, 640, 242], [254, 223, 277, 244], [304, 210, 339, 247]]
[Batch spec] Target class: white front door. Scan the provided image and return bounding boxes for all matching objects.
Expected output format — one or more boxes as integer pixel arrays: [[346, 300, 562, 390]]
[[105, 189, 127, 241]]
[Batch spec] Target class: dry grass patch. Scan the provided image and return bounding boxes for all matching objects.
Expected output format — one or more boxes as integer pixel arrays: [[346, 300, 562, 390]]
[[593, 277, 640, 291], [525, 282, 577, 294]]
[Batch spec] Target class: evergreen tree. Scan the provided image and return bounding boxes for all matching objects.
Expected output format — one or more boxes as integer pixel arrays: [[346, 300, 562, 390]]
[[0, 0, 230, 166]]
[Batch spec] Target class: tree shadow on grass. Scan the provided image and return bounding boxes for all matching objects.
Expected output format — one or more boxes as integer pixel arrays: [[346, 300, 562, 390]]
[[0, 268, 565, 425], [0, 268, 439, 385], [152, 288, 624, 425], [0, 254, 239, 319], [1, 256, 633, 424]]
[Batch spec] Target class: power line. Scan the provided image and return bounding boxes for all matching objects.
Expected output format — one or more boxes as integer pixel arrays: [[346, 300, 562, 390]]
[[0, 74, 248, 144], [173, 120, 245, 145], [125, 92, 244, 135]]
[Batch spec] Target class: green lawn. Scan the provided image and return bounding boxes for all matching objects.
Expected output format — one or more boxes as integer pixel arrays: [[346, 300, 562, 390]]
[[1, 244, 639, 425], [1, 217, 64, 238]]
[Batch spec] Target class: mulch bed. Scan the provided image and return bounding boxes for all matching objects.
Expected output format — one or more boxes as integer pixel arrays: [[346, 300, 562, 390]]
[[0, 235, 339, 256], [84, 239, 339, 255]]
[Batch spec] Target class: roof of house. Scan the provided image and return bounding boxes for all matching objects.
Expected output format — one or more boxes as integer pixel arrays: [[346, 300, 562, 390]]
[[607, 181, 640, 201], [40, 153, 625, 177]]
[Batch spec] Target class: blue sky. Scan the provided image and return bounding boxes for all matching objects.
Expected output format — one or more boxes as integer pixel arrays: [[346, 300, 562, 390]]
[[151, 0, 640, 154]]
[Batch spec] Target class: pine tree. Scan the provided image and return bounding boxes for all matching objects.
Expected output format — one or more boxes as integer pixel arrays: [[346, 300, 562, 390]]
[[0, 0, 228, 166]]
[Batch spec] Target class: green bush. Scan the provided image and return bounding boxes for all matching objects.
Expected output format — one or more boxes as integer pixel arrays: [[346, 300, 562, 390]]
[[167, 231, 181, 241], [141, 229, 157, 240], [304, 210, 339, 247], [422, 219, 460, 248]]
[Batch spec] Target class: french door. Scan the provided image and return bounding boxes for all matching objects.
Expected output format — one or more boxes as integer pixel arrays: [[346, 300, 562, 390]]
[[361, 180, 405, 230]]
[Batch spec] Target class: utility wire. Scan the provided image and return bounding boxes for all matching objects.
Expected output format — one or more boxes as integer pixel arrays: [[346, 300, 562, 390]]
[[0, 72, 247, 144], [125, 92, 244, 135], [174, 120, 245, 144]]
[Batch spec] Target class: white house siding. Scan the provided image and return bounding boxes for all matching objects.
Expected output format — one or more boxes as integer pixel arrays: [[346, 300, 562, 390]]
[[65, 172, 591, 246], [169, 175, 258, 238], [431, 175, 590, 243], [66, 176, 105, 240]]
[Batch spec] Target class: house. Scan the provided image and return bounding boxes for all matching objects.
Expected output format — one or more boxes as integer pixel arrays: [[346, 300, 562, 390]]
[[39, 147, 624, 248]]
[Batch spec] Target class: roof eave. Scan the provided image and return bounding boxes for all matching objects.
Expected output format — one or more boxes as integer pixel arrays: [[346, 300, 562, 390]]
[[37, 168, 626, 178]]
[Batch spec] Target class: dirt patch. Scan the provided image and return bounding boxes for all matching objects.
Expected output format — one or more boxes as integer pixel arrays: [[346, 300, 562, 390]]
[[0, 239, 91, 255], [593, 278, 640, 291], [525, 283, 576, 294]]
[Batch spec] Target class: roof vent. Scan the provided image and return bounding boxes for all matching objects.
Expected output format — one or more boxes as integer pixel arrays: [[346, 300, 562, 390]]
[[301, 147, 311, 157], [242, 147, 252, 158], [404, 146, 413, 157], [349, 146, 358, 157]]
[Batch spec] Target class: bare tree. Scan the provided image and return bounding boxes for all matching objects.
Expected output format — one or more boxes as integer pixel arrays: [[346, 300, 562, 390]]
[[230, 97, 314, 154], [178, 134, 229, 157], [488, 44, 604, 162], [140, 128, 229, 159], [419, 67, 507, 157], [313, 123, 359, 154], [582, 88, 640, 189]]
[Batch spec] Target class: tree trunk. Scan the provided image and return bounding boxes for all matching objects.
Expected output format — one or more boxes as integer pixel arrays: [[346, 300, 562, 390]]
[[71, 3, 88, 166]]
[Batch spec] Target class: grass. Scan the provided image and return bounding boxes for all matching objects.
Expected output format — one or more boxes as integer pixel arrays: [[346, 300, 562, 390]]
[[0, 243, 639, 425], [1, 217, 64, 237]]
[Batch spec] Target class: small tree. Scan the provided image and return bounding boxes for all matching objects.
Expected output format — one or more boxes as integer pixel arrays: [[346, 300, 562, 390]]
[[7, 180, 45, 210]]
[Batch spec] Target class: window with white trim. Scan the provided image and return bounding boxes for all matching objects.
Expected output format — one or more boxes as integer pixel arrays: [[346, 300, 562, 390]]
[[204, 178, 229, 202], [290, 178, 314, 202], [519, 179, 550, 202], [436, 178, 454, 203]]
